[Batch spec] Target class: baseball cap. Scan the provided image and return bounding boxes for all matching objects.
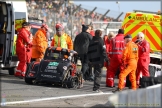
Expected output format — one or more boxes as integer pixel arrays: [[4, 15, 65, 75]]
[[124, 34, 132, 39], [22, 22, 30, 27]]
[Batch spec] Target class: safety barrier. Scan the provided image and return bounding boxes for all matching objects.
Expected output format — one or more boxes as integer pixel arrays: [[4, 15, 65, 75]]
[[106, 84, 161, 108]]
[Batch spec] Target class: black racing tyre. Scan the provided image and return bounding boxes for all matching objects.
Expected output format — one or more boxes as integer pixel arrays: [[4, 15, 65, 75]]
[[149, 66, 156, 77], [8, 67, 16, 75], [66, 76, 79, 88], [140, 76, 155, 88], [154, 76, 162, 84], [62, 83, 67, 88], [25, 62, 35, 76], [25, 62, 38, 85], [25, 77, 35, 84]]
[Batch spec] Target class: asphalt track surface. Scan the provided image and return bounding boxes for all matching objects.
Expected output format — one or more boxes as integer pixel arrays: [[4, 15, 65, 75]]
[[0, 69, 121, 107]]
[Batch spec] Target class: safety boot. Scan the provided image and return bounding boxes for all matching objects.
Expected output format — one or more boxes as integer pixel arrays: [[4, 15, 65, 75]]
[[106, 85, 115, 88], [112, 88, 122, 93], [77, 83, 83, 89], [14, 71, 21, 77]]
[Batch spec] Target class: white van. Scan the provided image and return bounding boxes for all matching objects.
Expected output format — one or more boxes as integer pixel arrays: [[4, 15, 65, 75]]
[[0, 0, 28, 75]]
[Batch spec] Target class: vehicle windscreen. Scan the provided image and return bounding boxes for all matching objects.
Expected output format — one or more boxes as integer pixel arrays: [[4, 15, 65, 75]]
[[30, 27, 38, 36], [12, 12, 27, 56]]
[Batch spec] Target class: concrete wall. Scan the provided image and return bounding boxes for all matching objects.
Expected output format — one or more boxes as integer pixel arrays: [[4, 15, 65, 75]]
[[106, 84, 161, 108]]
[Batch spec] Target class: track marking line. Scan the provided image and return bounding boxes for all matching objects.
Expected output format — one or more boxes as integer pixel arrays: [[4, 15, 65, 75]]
[[1, 92, 113, 105]]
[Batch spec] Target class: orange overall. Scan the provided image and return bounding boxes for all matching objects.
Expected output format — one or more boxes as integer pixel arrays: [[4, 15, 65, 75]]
[[32, 28, 48, 60], [118, 41, 138, 90]]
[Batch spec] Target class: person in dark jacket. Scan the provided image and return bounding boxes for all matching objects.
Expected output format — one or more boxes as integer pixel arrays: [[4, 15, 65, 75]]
[[74, 25, 92, 82], [88, 30, 109, 93]]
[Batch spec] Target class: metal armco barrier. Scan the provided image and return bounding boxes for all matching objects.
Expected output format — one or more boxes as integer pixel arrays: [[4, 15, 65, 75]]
[[106, 84, 161, 108]]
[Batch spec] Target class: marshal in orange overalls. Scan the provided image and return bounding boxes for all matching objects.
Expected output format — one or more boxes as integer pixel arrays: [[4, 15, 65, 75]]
[[118, 39, 138, 90]]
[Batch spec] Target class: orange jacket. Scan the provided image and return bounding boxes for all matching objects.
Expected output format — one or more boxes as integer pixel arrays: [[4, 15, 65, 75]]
[[122, 41, 138, 65], [32, 29, 48, 59], [51, 33, 73, 50]]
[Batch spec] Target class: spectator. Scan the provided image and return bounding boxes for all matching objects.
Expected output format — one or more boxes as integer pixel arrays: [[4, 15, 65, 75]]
[[74, 25, 92, 81], [87, 30, 109, 93], [26, 0, 122, 40]]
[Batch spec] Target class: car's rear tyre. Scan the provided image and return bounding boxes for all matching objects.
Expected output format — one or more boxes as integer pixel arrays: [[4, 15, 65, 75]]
[[8, 67, 16, 75], [66, 76, 79, 88], [62, 83, 67, 88], [25, 77, 34, 84]]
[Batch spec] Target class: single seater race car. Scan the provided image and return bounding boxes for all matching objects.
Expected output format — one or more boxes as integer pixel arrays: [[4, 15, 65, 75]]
[[25, 47, 82, 89]]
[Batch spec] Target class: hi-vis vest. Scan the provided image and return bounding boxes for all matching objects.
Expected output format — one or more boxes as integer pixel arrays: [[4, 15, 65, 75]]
[[53, 33, 68, 49]]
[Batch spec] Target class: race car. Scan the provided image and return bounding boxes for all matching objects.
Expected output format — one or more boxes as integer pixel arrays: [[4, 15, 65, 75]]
[[25, 47, 82, 89]]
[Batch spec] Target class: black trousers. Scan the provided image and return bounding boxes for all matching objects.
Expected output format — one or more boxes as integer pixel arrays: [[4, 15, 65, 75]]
[[79, 54, 89, 79], [88, 63, 93, 76], [93, 64, 103, 90]]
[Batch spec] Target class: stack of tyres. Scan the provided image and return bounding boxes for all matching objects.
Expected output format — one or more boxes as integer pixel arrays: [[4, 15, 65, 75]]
[[140, 56, 162, 88], [140, 76, 162, 88], [126, 54, 162, 88]]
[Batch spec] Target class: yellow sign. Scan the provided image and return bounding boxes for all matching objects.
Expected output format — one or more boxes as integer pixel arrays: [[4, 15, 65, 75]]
[[15, 19, 26, 31], [12, 35, 17, 55]]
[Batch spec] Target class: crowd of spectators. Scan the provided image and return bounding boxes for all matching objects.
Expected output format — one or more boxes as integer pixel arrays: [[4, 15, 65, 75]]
[[26, 0, 122, 38]]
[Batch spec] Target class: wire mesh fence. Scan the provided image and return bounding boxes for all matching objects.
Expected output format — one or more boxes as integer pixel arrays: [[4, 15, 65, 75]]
[[26, 0, 125, 40]]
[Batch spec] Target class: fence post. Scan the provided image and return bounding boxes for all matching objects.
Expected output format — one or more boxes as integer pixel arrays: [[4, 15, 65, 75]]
[[115, 12, 124, 21], [100, 9, 110, 20], [70, 4, 81, 40]]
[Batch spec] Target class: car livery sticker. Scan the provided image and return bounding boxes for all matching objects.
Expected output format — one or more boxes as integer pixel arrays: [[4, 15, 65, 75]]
[[48, 62, 59, 66], [44, 62, 59, 73]]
